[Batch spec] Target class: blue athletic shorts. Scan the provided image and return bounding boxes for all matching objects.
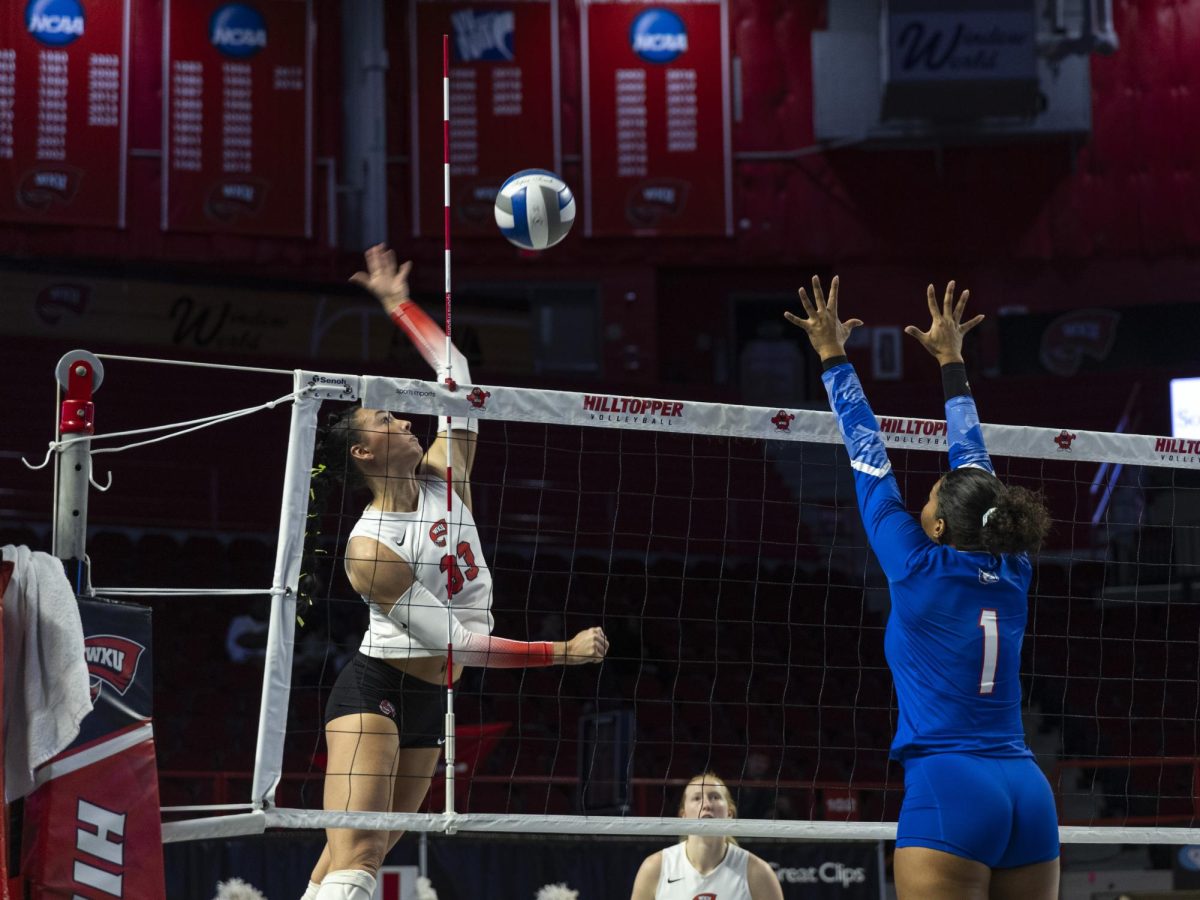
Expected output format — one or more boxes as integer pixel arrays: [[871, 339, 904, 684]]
[[896, 753, 1060, 868]]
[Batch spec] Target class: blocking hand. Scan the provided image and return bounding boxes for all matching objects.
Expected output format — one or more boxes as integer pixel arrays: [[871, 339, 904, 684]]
[[783, 276, 863, 361], [903, 281, 984, 365]]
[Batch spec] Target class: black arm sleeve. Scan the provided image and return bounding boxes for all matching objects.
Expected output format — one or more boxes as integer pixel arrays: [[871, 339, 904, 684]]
[[941, 362, 971, 400]]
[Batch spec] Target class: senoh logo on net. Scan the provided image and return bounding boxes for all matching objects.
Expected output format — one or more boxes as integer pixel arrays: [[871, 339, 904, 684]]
[[209, 3, 268, 58], [629, 8, 688, 64], [26, 0, 85, 47]]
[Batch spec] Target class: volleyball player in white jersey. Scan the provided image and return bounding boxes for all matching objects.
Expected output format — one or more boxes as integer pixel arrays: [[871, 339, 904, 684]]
[[304, 246, 609, 900], [630, 774, 784, 900]]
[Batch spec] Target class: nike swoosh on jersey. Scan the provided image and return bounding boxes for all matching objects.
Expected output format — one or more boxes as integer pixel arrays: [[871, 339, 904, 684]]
[[394, 534, 406, 547], [667, 877, 683, 883]]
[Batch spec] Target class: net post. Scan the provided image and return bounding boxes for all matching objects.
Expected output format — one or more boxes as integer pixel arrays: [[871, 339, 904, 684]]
[[53, 351, 103, 566], [250, 373, 327, 807]]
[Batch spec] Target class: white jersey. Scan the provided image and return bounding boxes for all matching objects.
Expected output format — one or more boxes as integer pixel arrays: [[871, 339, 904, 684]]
[[657, 842, 752, 900], [346, 474, 494, 659]]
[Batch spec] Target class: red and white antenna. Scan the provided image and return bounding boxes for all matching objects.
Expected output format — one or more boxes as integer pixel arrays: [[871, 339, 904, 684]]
[[441, 31, 458, 818]]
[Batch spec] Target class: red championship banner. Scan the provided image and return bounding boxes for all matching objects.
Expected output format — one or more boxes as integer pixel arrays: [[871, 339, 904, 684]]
[[580, 0, 731, 237], [162, 0, 313, 236], [410, 0, 560, 236], [0, 0, 131, 227]]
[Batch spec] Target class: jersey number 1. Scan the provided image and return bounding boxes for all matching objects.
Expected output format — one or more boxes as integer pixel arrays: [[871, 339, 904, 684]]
[[441, 541, 480, 598], [978, 608, 998, 695]]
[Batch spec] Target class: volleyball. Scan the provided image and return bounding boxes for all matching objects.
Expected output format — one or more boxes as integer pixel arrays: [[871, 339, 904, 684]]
[[493, 169, 576, 251]]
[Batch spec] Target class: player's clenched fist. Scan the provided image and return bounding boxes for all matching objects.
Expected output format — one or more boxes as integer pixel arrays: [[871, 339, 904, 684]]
[[560, 627, 609, 664]]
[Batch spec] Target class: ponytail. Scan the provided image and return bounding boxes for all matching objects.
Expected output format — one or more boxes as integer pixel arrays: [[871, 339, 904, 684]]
[[297, 405, 362, 622], [937, 467, 1050, 555], [978, 485, 1051, 555]]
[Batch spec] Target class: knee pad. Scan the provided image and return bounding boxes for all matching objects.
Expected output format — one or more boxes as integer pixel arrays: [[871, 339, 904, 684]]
[[316, 870, 377, 900]]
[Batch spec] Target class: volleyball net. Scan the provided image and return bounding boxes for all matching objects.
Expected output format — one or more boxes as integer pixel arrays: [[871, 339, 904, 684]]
[[60, 360, 1200, 845]]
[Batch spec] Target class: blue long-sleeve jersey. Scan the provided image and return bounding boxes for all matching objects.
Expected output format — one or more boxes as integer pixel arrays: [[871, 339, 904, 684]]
[[822, 362, 1032, 761]]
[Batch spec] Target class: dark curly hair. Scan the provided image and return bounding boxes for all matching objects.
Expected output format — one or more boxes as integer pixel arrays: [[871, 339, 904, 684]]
[[936, 466, 1051, 555], [297, 405, 366, 619]]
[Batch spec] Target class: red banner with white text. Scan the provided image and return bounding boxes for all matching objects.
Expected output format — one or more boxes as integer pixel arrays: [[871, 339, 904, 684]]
[[162, 0, 313, 236], [21, 736, 165, 899], [581, 0, 731, 237], [0, 0, 130, 227], [410, 0, 561, 237]]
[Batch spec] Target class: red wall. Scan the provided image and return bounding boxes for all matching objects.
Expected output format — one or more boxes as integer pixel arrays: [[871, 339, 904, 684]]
[[1, 1, 1197, 271], [1, 0, 1199, 430]]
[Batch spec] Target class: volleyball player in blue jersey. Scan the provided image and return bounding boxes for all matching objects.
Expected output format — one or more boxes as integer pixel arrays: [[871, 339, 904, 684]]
[[785, 278, 1058, 900]]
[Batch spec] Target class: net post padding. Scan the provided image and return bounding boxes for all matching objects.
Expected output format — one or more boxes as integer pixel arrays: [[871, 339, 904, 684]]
[[250, 372, 360, 808], [161, 810, 268, 844]]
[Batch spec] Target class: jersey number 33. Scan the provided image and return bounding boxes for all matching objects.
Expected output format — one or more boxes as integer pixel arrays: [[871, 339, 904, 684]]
[[440, 541, 480, 598]]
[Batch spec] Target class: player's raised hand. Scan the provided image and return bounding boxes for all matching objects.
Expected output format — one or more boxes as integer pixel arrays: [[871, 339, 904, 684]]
[[350, 244, 412, 314], [904, 281, 984, 365], [784, 276, 863, 361], [561, 627, 609, 665]]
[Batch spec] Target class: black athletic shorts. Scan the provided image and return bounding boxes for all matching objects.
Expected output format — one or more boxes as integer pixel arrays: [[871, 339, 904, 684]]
[[324, 653, 444, 748]]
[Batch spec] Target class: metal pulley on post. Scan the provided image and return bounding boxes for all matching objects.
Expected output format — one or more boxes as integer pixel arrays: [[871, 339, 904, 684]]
[[53, 350, 104, 563]]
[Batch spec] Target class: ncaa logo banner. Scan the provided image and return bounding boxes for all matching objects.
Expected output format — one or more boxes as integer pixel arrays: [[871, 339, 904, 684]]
[[25, 0, 85, 46], [2, 0, 130, 227], [209, 3, 268, 58], [629, 8, 687, 63], [162, 0, 313, 237], [581, 0, 733, 238]]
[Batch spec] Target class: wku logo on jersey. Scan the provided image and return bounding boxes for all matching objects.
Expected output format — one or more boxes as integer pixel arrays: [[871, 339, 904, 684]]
[[692, 894, 717, 900], [429, 519, 448, 547]]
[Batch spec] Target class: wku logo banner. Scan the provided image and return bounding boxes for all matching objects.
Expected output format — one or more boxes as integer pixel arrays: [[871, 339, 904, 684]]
[[85, 633, 147, 698], [1039, 309, 1119, 376]]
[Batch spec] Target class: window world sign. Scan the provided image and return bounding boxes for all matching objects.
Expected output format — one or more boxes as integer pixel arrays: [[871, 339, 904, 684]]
[[881, 0, 1038, 120]]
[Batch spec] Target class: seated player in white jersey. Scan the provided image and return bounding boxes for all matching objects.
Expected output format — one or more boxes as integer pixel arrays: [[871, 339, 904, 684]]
[[302, 245, 609, 900], [629, 773, 783, 900], [785, 278, 1057, 900]]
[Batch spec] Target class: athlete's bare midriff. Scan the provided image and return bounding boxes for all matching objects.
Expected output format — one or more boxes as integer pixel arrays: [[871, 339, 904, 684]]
[[383, 654, 464, 686]]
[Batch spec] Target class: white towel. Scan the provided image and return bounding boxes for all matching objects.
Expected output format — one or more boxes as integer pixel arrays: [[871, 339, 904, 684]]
[[2, 545, 93, 802]]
